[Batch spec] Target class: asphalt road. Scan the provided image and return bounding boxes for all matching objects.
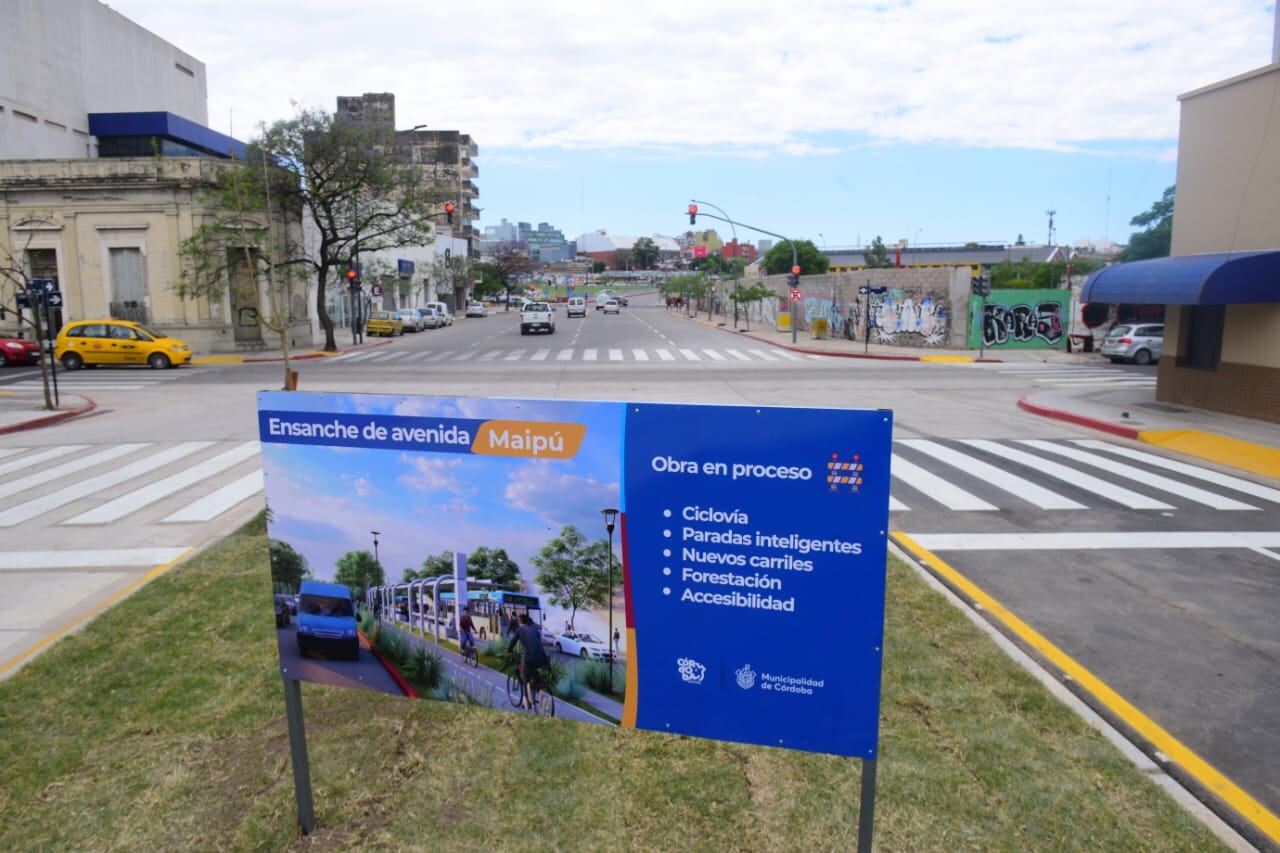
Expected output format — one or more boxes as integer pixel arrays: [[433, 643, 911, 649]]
[[1, 290, 1274, 835], [276, 622, 403, 695]]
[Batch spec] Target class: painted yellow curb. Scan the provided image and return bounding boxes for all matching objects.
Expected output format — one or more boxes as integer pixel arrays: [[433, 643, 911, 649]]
[[892, 532, 1280, 845], [0, 548, 195, 678], [1139, 429, 1280, 481], [920, 355, 975, 363], [190, 354, 245, 365]]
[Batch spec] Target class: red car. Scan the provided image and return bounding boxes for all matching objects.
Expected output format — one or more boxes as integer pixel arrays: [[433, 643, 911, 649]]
[[0, 337, 42, 367]]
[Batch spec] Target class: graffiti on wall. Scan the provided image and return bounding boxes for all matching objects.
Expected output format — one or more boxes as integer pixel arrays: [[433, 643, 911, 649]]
[[967, 290, 1069, 349]]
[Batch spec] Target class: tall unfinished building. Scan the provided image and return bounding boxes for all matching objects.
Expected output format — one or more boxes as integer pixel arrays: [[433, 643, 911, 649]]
[[336, 93, 479, 257]]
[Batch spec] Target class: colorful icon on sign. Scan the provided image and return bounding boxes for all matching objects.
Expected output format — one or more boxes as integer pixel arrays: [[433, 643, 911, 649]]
[[677, 657, 707, 684], [826, 453, 865, 493]]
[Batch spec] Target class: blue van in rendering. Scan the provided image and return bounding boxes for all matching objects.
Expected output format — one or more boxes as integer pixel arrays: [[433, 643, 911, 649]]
[[296, 580, 360, 660]]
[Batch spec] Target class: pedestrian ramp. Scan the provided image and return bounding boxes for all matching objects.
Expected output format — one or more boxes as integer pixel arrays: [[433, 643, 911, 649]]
[[330, 346, 837, 365], [888, 438, 1280, 513]]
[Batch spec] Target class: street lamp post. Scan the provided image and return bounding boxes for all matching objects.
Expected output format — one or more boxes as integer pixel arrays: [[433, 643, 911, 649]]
[[368, 530, 381, 612], [690, 199, 740, 328], [601, 507, 618, 695]]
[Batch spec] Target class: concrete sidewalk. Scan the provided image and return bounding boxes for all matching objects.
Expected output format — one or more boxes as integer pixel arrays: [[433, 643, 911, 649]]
[[190, 337, 392, 366], [0, 389, 96, 435]]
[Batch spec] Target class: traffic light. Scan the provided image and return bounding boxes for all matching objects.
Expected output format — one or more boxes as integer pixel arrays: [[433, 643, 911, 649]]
[[346, 266, 360, 291], [444, 201, 456, 224], [688, 203, 698, 225], [787, 264, 801, 288], [971, 275, 991, 297]]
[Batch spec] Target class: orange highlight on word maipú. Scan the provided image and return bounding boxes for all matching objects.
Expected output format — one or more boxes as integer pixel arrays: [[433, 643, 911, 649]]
[[472, 420, 587, 459]]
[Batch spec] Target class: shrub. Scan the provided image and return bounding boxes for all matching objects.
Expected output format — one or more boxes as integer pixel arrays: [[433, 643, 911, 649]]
[[579, 659, 624, 697], [407, 646, 444, 691], [556, 667, 586, 700]]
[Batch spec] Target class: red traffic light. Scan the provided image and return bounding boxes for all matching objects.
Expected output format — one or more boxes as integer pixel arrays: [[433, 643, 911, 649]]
[[688, 203, 698, 225], [444, 202, 455, 214], [346, 269, 357, 280], [791, 265, 801, 276]]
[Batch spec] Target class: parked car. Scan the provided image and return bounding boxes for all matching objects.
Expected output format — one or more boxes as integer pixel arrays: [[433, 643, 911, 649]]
[[425, 301, 454, 325], [0, 336, 42, 367], [465, 301, 486, 318], [1100, 323, 1163, 365], [566, 297, 586, 318], [55, 320, 192, 370], [554, 631, 610, 659], [602, 298, 621, 314], [416, 307, 444, 329], [520, 301, 555, 335], [296, 580, 360, 660], [395, 309, 424, 332], [274, 594, 292, 628], [366, 311, 404, 337]]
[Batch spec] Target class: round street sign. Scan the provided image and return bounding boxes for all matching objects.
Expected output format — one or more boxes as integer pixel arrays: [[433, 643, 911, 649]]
[[789, 288, 802, 302], [371, 285, 384, 297]]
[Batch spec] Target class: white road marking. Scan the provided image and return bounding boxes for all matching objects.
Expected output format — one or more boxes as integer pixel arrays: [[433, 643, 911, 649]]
[[14, 384, 150, 391], [898, 439, 1087, 510], [400, 351, 432, 362], [341, 351, 382, 363], [1073, 440, 1280, 505], [702, 349, 727, 361], [910, 531, 1280, 551], [0, 442, 214, 527], [0, 548, 191, 570], [0, 444, 147, 501], [452, 350, 477, 361], [891, 454, 997, 511], [1019, 440, 1258, 511], [63, 442, 260, 525], [609, 349, 624, 361], [583, 348, 598, 361], [161, 469, 265, 523], [478, 350, 501, 361], [531, 349, 550, 361], [632, 349, 650, 361], [748, 349, 779, 361], [556, 349, 574, 361], [679, 349, 701, 361], [503, 349, 526, 361], [656, 349, 675, 361], [377, 352, 410, 362], [725, 349, 752, 362], [774, 350, 806, 361], [958, 439, 1174, 510], [426, 350, 455, 361], [326, 351, 363, 362], [0, 445, 87, 478], [0, 448, 23, 461], [889, 496, 910, 511]]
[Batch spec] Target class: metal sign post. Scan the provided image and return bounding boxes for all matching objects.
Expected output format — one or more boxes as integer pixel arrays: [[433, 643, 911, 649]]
[[43, 291, 60, 407], [281, 677, 316, 834], [857, 758, 878, 852]]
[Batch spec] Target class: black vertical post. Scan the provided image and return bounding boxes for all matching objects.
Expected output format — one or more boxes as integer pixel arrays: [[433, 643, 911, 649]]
[[857, 758, 877, 853], [44, 294, 59, 407], [864, 280, 872, 354], [281, 677, 316, 834]]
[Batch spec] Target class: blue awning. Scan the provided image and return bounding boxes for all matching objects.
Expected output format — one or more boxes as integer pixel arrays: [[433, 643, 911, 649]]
[[1081, 251, 1280, 305], [88, 112, 246, 159]]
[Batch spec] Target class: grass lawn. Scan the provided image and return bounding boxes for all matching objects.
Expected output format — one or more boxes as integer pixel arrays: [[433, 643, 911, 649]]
[[0, 513, 1223, 850]]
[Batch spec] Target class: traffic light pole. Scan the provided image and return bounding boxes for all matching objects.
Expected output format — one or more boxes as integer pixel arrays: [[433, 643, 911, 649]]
[[684, 208, 798, 340]]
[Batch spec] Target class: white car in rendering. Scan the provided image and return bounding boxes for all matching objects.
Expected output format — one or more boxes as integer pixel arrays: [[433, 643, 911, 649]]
[[554, 631, 610, 659]]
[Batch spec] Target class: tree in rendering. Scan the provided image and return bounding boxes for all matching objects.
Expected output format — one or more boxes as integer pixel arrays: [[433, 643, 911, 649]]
[[334, 549, 385, 602], [631, 237, 660, 270], [269, 539, 310, 592], [863, 236, 894, 269], [531, 526, 617, 630], [763, 239, 830, 275], [487, 242, 534, 309], [1117, 185, 1174, 262], [468, 546, 521, 587]]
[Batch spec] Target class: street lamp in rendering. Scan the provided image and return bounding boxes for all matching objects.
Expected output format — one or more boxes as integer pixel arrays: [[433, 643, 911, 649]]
[[601, 507, 619, 694]]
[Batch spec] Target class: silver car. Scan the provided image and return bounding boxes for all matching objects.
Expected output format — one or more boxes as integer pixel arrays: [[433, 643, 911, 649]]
[[1100, 323, 1163, 365], [416, 307, 444, 329], [395, 309, 424, 332]]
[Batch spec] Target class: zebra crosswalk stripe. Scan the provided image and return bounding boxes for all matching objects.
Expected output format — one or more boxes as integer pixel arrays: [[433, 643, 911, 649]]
[[504, 349, 526, 361], [656, 349, 675, 361], [0, 445, 87, 477], [0, 444, 147, 501], [64, 442, 261, 525], [725, 349, 752, 362], [583, 348, 598, 361], [426, 350, 455, 361], [899, 439, 1086, 510], [453, 350, 478, 361], [0, 447, 23, 461], [702, 349, 727, 361], [891, 453, 997, 511], [748, 349, 778, 361], [556, 348, 574, 361], [0, 441, 214, 527], [162, 469, 264, 523], [609, 349, 624, 361], [775, 350, 805, 361], [1017, 440, 1258, 510], [1073, 440, 1280, 505], [958, 439, 1174, 510], [478, 350, 501, 361], [531, 349, 550, 361], [633, 349, 650, 361]]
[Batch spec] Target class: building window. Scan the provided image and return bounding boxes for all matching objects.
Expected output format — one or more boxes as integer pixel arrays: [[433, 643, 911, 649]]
[[109, 247, 148, 322], [1181, 305, 1224, 371]]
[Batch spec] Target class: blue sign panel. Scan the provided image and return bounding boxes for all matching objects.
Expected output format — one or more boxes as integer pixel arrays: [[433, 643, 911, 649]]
[[622, 403, 892, 758], [397, 259, 415, 277]]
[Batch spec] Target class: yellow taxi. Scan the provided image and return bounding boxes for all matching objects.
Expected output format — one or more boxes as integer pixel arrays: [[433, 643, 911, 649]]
[[365, 311, 404, 337], [55, 319, 193, 370]]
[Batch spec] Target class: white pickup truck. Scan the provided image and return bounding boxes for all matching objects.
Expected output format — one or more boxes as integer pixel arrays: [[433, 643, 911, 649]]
[[520, 301, 555, 335]]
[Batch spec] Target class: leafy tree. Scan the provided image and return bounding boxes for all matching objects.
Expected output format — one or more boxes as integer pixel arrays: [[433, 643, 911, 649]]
[[0, 214, 60, 409], [729, 282, 775, 330], [762, 239, 830, 275], [631, 237, 660, 270], [864, 236, 893, 268], [407, 550, 455, 582], [591, 260, 607, 274], [1118, 185, 1174, 262], [531, 526, 618, 630], [472, 262, 504, 299], [334, 550, 384, 602], [468, 546, 521, 587], [180, 107, 447, 351], [487, 242, 534, 309], [612, 248, 633, 270], [269, 539, 309, 592]]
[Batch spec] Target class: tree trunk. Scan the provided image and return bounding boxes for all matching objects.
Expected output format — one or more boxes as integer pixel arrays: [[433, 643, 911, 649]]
[[316, 266, 337, 351]]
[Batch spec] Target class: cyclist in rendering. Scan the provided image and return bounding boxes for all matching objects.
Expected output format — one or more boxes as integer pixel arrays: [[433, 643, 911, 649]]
[[507, 613, 550, 709], [458, 606, 477, 655]]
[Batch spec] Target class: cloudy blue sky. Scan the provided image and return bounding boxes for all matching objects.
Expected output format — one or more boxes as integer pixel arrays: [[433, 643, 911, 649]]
[[115, 0, 1276, 248], [259, 394, 623, 623]]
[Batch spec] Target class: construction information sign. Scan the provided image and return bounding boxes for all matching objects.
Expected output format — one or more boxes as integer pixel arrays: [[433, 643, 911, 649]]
[[257, 392, 892, 758]]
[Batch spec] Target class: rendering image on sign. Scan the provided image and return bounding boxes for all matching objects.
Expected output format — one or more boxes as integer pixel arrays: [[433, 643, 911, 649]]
[[258, 392, 893, 758]]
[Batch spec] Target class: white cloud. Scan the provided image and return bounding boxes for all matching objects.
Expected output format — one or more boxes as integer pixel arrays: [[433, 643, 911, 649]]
[[504, 462, 619, 529], [397, 456, 461, 493], [110, 0, 1272, 156]]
